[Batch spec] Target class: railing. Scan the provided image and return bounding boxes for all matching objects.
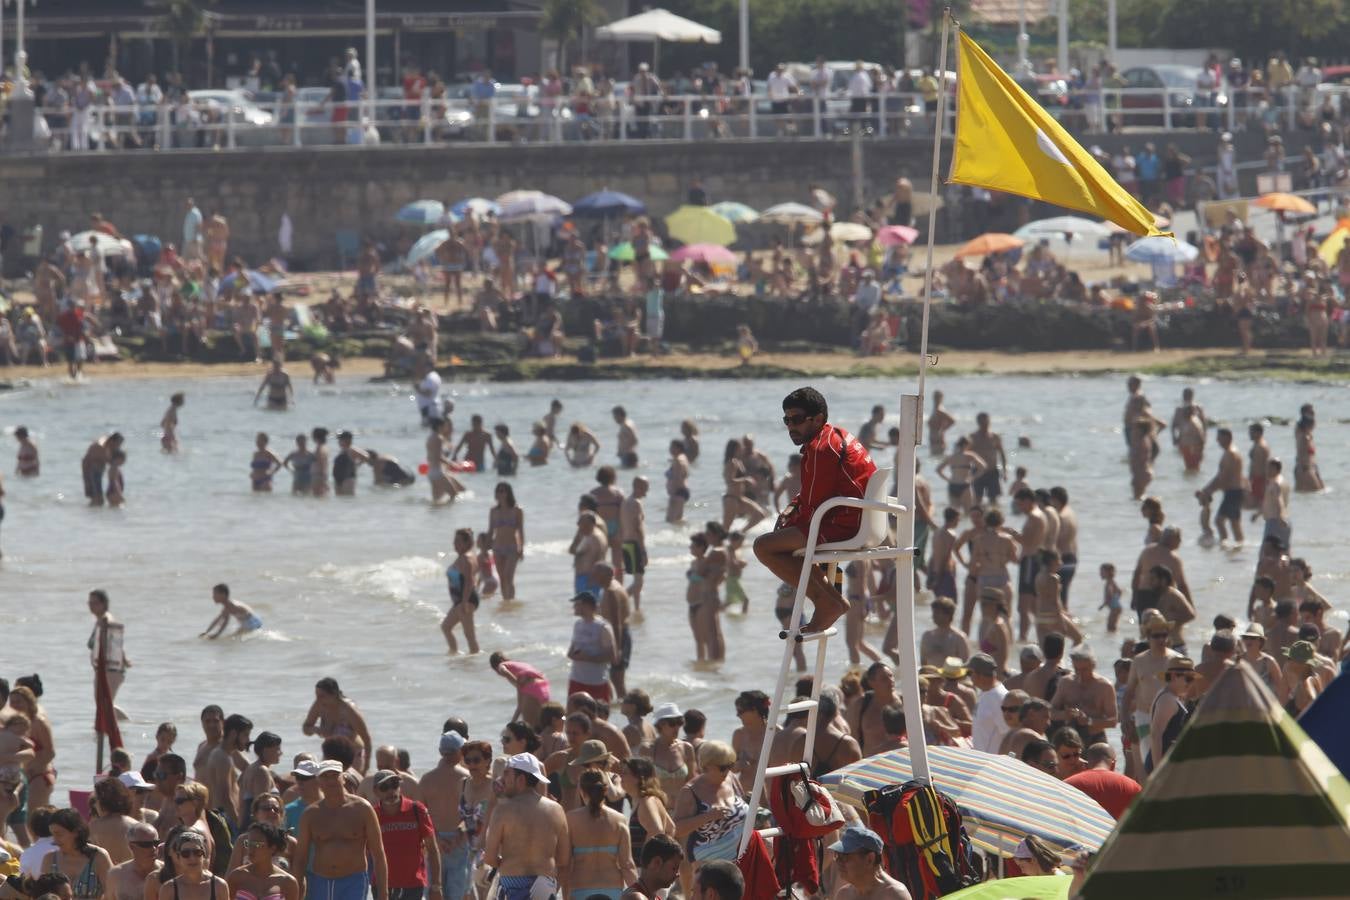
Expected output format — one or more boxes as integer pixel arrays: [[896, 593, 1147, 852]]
[[14, 84, 1349, 154]]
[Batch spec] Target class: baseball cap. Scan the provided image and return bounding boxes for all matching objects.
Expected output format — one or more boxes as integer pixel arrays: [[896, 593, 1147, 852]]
[[374, 769, 402, 790], [440, 731, 467, 755], [967, 653, 997, 676], [316, 760, 344, 776], [118, 771, 153, 791], [828, 825, 884, 855], [291, 759, 321, 778], [506, 752, 547, 783]]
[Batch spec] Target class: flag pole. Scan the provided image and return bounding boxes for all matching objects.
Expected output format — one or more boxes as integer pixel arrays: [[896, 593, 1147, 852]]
[[95, 617, 107, 773], [916, 7, 954, 416]]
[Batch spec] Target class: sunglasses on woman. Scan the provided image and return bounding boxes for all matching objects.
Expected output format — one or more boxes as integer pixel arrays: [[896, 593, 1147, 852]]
[[177, 848, 206, 859]]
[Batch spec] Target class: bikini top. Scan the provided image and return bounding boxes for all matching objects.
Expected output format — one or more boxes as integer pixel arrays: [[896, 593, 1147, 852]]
[[172, 877, 218, 900]]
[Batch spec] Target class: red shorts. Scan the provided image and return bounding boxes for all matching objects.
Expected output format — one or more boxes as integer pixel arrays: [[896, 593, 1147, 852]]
[[1249, 476, 1266, 503], [785, 510, 861, 545], [1181, 446, 1203, 470], [567, 679, 612, 703]]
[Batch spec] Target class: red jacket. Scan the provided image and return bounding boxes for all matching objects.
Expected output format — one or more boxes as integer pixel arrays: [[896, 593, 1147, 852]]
[[784, 424, 877, 543]]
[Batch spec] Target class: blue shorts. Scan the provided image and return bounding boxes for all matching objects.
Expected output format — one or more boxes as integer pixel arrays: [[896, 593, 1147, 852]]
[[574, 574, 596, 599], [243, 614, 263, 631], [440, 833, 472, 900], [498, 876, 558, 900], [306, 871, 369, 900]]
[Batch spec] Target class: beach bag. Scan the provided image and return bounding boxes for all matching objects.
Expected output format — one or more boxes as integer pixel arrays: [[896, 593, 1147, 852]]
[[864, 780, 978, 900], [767, 763, 845, 838], [205, 808, 235, 873]]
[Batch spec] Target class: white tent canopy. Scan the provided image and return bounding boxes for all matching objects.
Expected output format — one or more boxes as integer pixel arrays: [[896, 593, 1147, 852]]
[[595, 8, 722, 43]]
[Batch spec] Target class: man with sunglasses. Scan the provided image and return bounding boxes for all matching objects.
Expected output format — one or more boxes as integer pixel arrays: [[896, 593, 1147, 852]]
[[1121, 616, 1180, 776], [107, 822, 161, 900], [151, 754, 188, 838], [374, 770, 441, 900], [294, 759, 387, 900], [830, 825, 911, 900], [1147, 658, 1196, 774], [753, 387, 877, 634]]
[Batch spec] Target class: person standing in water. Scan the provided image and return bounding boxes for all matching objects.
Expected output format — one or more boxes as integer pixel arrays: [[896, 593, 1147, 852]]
[[754, 387, 877, 634], [294, 760, 388, 900], [161, 393, 185, 453], [251, 433, 284, 492], [333, 431, 370, 496], [614, 406, 639, 469], [567, 423, 602, 468], [454, 416, 496, 472], [666, 440, 691, 524], [489, 483, 525, 602], [15, 426, 39, 477], [620, 478, 649, 611], [283, 434, 315, 495], [928, 391, 955, 457], [106, 450, 127, 507], [200, 583, 263, 638], [494, 424, 519, 476], [82, 432, 124, 507], [310, 428, 332, 498], [426, 418, 462, 504], [442, 528, 480, 655], [254, 359, 294, 411]]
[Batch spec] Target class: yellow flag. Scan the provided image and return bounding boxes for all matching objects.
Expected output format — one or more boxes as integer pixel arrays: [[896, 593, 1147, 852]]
[[949, 31, 1170, 238]]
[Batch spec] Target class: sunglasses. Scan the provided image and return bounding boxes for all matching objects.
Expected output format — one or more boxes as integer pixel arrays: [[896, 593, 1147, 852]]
[[782, 414, 810, 426], [1170, 674, 1196, 682], [131, 841, 161, 849], [174, 796, 193, 803], [177, 848, 206, 859], [715, 763, 734, 773], [240, 838, 267, 849], [464, 756, 484, 765]]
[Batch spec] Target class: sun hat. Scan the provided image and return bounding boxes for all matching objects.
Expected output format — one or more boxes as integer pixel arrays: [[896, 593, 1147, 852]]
[[569, 739, 614, 768]]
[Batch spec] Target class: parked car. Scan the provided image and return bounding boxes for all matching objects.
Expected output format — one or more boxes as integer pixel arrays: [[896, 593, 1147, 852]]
[[1119, 65, 1227, 127], [186, 89, 276, 146]]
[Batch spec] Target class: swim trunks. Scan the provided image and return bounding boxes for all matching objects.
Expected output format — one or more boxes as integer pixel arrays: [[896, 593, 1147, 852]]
[[497, 875, 558, 900], [621, 542, 646, 576], [242, 614, 263, 631], [1217, 488, 1243, 520], [611, 626, 633, 673], [619, 452, 638, 468], [83, 464, 105, 502], [574, 574, 596, 599], [930, 570, 957, 600], [1018, 556, 1040, 594], [306, 871, 369, 900]]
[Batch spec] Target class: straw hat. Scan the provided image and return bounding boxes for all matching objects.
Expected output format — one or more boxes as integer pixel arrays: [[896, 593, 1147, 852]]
[[1157, 657, 1196, 680], [939, 658, 969, 680], [1241, 622, 1266, 642], [569, 739, 613, 768]]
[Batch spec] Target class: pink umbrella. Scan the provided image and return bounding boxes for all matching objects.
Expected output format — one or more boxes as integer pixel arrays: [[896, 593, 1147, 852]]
[[877, 225, 919, 246], [671, 243, 738, 265]]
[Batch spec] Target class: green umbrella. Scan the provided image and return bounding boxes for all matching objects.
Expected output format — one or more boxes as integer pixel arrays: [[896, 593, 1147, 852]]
[[607, 242, 669, 262], [940, 876, 1071, 900]]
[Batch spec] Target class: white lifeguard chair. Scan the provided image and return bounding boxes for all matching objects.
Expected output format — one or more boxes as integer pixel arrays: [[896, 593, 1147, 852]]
[[738, 394, 934, 855]]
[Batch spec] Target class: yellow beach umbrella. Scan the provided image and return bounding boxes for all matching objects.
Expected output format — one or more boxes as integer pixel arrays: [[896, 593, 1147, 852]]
[[1320, 225, 1350, 267], [665, 205, 737, 247]]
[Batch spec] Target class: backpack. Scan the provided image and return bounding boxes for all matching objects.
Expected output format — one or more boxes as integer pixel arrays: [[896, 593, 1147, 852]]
[[766, 764, 845, 838], [864, 781, 980, 900], [205, 808, 235, 874]]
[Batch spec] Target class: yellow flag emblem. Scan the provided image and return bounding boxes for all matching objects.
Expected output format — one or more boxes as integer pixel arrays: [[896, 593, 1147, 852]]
[[949, 31, 1171, 238]]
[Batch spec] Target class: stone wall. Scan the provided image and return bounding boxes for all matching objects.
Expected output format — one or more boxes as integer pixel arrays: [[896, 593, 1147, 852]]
[[0, 128, 1309, 269]]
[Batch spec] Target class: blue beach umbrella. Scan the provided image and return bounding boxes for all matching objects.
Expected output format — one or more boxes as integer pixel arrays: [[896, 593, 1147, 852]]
[[1299, 671, 1350, 778], [405, 229, 450, 267], [395, 200, 446, 226], [451, 197, 501, 221], [710, 201, 760, 224], [1124, 236, 1198, 264], [572, 189, 647, 218]]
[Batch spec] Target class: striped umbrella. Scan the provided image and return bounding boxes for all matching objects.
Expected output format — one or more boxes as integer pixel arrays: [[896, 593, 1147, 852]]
[[820, 745, 1114, 859], [1079, 661, 1350, 898], [710, 201, 760, 224], [942, 876, 1070, 899]]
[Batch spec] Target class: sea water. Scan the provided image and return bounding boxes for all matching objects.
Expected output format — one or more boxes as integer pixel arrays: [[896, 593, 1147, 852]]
[[0, 373, 1343, 794]]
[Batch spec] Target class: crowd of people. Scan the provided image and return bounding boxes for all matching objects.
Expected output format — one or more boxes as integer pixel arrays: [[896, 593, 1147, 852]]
[[0, 374, 1341, 899]]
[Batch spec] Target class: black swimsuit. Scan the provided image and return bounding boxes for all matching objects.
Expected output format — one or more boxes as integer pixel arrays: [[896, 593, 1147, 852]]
[[172, 878, 218, 900], [333, 451, 355, 483]]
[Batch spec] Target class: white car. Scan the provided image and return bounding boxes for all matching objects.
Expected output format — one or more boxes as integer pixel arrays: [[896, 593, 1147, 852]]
[[187, 89, 276, 145]]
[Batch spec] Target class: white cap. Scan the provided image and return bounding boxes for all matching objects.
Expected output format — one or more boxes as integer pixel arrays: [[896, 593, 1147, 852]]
[[505, 752, 547, 783], [651, 702, 683, 723], [119, 771, 153, 791], [291, 759, 321, 777], [316, 759, 344, 776]]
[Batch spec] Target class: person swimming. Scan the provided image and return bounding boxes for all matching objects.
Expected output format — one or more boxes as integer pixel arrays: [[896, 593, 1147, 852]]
[[201, 584, 263, 638]]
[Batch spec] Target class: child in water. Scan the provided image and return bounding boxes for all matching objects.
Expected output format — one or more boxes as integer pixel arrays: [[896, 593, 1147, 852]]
[[200, 583, 263, 638], [106, 451, 126, 507], [476, 532, 499, 598], [1194, 489, 1216, 547], [736, 324, 758, 365], [1099, 563, 1123, 633], [725, 531, 749, 614]]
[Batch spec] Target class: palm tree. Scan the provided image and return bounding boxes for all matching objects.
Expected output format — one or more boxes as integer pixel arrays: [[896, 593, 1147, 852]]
[[150, 0, 218, 74], [539, 0, 607, 74]]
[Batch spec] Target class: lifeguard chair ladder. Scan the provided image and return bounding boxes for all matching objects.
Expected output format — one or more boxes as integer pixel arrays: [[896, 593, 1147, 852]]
[[738, 394, 934, 856]]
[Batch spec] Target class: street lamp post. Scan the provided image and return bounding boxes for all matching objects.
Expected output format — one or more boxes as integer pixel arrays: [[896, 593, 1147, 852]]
[[365, 0, 376, 125], [5, 0, 37, 151], [738, 0, 748, 74]]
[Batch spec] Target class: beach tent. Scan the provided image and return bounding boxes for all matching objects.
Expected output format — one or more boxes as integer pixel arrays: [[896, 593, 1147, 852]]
[[1298, 671, 1350, 778], [1078, 661, 1350, 898], [595, 8, 721, 72]]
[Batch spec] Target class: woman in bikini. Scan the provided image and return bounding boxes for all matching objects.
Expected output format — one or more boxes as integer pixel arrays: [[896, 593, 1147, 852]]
[[44, 807, 114, 900], [172, 783, 216, 863], [640, 704, 696, 805], [156, 830, 228, 900], [249, 433, 283, 493], [618, 690, 656, 751], [493, 424, 520, 476], [565, 771, 637, 900], [282, 435, 313, 496], [620, 758, 675, 864], [1294, 416, 1324, 492], [566, 424, 601, 468], [89, 777, 140, 863], [490, 655, 550, 728], [332, 431, 369, 496], [665, 440, 691, 525], [685, 535, 715, 662], [8, 685, 55, 812], [227, 822, 297, 900], [729, 691, 769, 783], [441, 528, 480, 656], [719, 440, 766, 532], [488, 483, 525, 603], [679, 420, 700, 463], [526, 423, 551, 467], [1305, 286, 1331, 358]]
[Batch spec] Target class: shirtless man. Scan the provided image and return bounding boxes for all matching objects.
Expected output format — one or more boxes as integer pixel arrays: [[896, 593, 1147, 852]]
[[493, 230, 518, 296], [845, 663, 899, 756], [82, 433, 124, 507], [1148, 565, 1197, 654], [483, 754, 570, 900], [613, 406, 639, 468], [619, 480, 648, 609], [740, 437, 776, 507], [294, 760, 387, 900], [1121, 620, 1180, 775], [1247, 423, 1271, 507], [919, 597, 970, 668], [593, 562, 632, 696], [417, 732, 470, 900], [666, 441, 690, 524], [998, 698, 1051, 759], [927, 508, 960, 601], [1047, 488, 1080, 609], [1122, 377, 1161, 450], [967, 414, 1007, 507], [960, 509, 1019, 636], [436, 233, 469, 307], [1131, 527, 1192, 613], [1049, 648, 1118, 746], [192, 706, 225, 785], [1200, 429, 1246, 544], [858, 405, 887, 451], [569, 512, 608, 598], [935, 437, 986, 514], [205, 714, 252, 829], [453, 415, 496, 471], [425, 418, 461, 504], [1012, 489, 1047, 641], [161, 393, 185, 453], [1170, 388, 1207, 472], [107, 822, 162, 900], [254, 360, 294, 411], [927, 391, 955, 457], [240, 732, 283, 815], [589, 468, 625, 570], [621, 834, 683, 900], [543, 400, 564, 446]]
